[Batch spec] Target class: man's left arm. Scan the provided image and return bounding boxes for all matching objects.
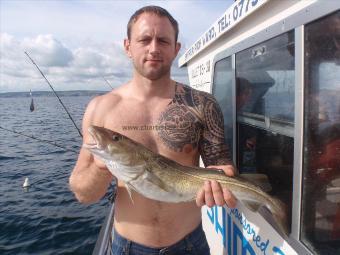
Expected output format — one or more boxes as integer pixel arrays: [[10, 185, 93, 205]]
[[197, 93, 237, 208]]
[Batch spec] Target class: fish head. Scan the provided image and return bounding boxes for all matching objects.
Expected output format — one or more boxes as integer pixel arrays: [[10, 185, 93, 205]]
[[84, 125, 130, 160], [83, 125, 145, 181]]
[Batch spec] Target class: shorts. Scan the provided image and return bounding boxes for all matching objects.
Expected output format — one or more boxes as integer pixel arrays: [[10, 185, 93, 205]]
[[111, 223, 210, 255]]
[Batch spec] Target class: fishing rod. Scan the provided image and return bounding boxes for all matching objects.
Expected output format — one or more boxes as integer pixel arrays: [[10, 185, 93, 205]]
[[24, 51, 83, 138], [0, 125, 80, 153], [101, 75, 113, 89]]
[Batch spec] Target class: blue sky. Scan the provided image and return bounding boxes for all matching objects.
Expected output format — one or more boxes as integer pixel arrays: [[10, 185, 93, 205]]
[[0, 0, 233, 92]]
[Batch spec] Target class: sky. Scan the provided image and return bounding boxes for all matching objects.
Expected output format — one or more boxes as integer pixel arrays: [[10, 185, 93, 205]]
[[0, 0, 234, 93]]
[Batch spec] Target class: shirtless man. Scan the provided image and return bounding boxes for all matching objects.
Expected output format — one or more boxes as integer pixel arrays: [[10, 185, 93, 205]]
[[69, 6, 236, 254]]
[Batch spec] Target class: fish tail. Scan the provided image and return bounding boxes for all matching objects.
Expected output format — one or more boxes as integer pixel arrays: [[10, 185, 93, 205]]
[[264, 197, 289, 237]]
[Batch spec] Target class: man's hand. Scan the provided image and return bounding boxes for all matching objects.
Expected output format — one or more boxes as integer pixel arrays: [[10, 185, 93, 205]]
[[196, 164, 237, 208]]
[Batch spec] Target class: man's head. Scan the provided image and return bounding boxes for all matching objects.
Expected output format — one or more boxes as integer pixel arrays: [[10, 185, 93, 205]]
[[127, 5, 179, 42], [124, 6, 181, 81]]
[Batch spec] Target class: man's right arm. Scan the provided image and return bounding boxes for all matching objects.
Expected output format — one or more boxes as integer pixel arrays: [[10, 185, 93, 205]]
[[69, 97, 114, 204]]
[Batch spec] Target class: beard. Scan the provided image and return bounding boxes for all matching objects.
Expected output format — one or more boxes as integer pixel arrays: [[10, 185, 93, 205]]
[[132, 59, 172, 80]]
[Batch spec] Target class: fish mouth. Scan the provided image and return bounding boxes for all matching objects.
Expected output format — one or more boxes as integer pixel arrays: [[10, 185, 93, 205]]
[[82, 126, 102, 150], [82, 142, 98, 150]]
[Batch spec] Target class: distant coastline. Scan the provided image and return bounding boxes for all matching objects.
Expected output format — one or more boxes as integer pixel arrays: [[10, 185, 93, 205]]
[[0, 90, 108, 98]]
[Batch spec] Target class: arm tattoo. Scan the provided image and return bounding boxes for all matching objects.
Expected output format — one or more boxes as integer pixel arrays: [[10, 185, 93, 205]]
[[199, 94, 232, 166]]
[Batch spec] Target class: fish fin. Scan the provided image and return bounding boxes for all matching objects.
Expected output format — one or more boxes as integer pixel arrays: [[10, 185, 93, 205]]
[[239, 173, 272, 192], [243, 199, 289, 237], [242, 200, 262, 212], [144, 168, 173, 193], [125, 183, 134, 204], [258, 206, 289, 238]]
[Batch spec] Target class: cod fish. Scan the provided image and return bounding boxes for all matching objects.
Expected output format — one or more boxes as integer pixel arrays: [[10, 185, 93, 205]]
[[84, 125, 287, 235]]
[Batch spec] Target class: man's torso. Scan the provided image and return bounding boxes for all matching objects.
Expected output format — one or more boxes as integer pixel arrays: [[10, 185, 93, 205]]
[[92, 83, 209, 247]]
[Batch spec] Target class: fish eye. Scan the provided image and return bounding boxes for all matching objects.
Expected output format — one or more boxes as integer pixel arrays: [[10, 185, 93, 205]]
[[112, 135, 119, 141]]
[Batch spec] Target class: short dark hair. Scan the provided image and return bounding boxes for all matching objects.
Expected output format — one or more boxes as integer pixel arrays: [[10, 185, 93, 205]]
[[127, 5, 179, 42]]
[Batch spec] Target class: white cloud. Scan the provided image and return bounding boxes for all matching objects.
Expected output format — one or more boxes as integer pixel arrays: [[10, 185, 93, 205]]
[[0, 33, 38, 81], [1, 33, 14, 48], [22, 35, 73, 67], [0, 33, 134, 92]]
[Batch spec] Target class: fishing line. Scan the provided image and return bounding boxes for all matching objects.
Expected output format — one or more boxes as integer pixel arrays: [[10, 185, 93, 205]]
[[101, 75, 114, 89], [24, 51, 83, 138], [0, 125, 80, 153]]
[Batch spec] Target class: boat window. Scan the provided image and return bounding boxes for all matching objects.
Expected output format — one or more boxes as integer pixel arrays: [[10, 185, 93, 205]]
[[235, 31, 295, 232], [301, 11, 340, 254], [236, 31, 295, 137], [212, 57, 234, 155]]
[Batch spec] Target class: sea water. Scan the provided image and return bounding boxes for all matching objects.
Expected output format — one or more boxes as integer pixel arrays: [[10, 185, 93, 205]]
[[0, 92, 114, 255]]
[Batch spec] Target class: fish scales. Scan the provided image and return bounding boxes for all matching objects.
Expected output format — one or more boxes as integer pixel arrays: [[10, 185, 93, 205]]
[[148, 153, 278, 210]]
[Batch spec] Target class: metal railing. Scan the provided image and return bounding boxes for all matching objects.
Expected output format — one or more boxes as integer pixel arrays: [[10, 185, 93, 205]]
[[92, 202, 115, 255]]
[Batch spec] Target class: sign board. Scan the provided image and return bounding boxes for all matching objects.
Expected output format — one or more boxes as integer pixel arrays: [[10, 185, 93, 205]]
[[202, 203, 298, 255], [179, 0, 268, 67]]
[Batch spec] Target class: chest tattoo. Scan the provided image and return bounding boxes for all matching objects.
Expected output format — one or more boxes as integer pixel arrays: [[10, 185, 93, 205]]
[[156, 86, 203, 152], [156, 84, 231, 165]]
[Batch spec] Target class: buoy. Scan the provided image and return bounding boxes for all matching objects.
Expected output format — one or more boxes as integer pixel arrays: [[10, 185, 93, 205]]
[[23, 177, 30, 188]]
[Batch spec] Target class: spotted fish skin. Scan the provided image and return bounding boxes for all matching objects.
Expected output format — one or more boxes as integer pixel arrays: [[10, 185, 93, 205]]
[[84, 125, 288, 235]]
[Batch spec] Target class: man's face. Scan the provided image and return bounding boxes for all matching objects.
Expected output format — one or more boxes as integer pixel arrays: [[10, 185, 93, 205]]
[[124, 13, 181, 81]]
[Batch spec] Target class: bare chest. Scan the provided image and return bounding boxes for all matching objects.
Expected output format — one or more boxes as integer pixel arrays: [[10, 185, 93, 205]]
[[104, 98, 204, 157]]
